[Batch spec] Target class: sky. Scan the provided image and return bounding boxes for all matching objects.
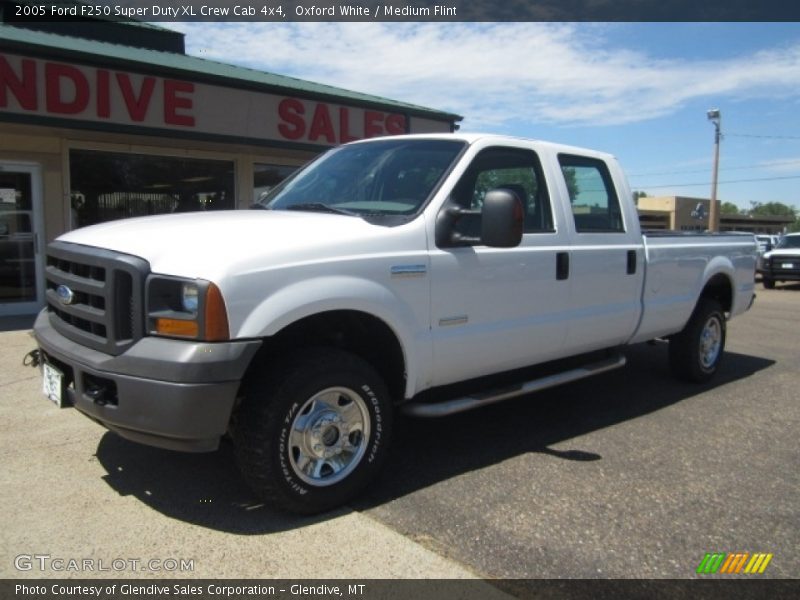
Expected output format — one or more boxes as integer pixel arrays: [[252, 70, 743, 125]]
[[167, 22, 800, 212]]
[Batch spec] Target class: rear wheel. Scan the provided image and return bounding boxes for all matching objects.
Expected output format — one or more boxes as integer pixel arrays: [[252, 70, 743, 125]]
[[763, 278, 775, 289], [234, 348, 392, 514], [669, 299, 726, 383]]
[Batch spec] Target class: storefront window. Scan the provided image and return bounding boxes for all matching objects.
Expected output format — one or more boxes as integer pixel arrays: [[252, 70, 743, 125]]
[[0, 172, 35, 303], [69, 150, 235, 228], [253, 163, 297, 204]]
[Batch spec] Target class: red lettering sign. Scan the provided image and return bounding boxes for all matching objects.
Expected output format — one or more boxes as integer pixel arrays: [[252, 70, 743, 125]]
[[386, 114, 407, 135], [164, 80, 195, 126], [96, 69, 110, 118], [0, 54, 197, 128], [0, 54, 423, 142], [46, 63, 89, 114], [278, 98, 305, 140], [339, 107, 358, 143], [276, 98, 408, 145], [0, 56, 37, 110], [364, 110, 384, 137], [116, 73, 155, 122], [308, 103, 336, 144]]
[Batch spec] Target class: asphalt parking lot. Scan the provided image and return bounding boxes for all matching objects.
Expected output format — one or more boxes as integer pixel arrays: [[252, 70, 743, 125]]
[[1, 283, 798, 584]]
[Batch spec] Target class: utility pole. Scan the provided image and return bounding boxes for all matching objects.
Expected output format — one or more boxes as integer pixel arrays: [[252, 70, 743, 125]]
[[707, 109, 721, 232]]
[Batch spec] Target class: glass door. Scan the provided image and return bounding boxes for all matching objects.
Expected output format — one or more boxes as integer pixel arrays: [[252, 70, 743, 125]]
[[0, 163, 44, 315]]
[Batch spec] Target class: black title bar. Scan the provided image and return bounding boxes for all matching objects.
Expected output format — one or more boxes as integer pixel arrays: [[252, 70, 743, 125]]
[[4, 0, 800, 23]]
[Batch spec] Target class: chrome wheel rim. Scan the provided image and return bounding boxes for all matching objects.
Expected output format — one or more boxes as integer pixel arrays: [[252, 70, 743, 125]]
[[699, 316, 722, 369], [288, 387, 370, 487]]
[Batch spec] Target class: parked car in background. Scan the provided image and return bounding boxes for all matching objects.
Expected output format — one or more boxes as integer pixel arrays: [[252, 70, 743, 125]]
[[756, 234, 780, 253], [755, 234, 774, 254], [759, 233, 800, 289], [754, 234, 782, 275]]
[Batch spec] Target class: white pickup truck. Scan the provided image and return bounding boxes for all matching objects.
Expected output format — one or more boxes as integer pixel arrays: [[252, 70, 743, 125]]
[[33, 134, 756, 513]]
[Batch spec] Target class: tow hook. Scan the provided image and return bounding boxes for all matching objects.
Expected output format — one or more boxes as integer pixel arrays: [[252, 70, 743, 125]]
[[23, 349, 41, 368]]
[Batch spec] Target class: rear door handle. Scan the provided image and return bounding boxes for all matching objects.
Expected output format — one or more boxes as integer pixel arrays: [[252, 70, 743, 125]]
[[627, 250, 637, 275], [556, 252, 569, 281]]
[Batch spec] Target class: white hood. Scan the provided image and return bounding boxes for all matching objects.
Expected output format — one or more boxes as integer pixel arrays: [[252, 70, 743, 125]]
[[764, 247, 800, 260], [58, 210, 409, 281]]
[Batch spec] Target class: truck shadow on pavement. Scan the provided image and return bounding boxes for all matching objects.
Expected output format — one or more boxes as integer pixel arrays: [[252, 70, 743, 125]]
[[95, 435, 336, 534], [772, 282, 800, 291], [93, 343, 774, 533]]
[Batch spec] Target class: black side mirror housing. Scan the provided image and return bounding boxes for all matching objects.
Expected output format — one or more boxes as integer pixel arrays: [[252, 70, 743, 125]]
[[481, 189, 524, 248]]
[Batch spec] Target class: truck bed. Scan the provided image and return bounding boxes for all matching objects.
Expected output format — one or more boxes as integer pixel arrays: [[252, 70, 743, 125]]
[[629, 232, 757, 344]]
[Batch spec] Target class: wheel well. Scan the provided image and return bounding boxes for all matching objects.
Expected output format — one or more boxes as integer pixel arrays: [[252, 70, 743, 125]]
[[701, 273, 733, 313], [246, 310, 407, 403]]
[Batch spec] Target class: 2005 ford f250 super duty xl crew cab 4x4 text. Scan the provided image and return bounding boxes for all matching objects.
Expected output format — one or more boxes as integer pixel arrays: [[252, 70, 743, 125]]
[[32, 134, 757, 513]]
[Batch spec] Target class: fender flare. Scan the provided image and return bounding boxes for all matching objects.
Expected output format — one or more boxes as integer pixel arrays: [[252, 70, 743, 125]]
[[236, 275, 427, 398]]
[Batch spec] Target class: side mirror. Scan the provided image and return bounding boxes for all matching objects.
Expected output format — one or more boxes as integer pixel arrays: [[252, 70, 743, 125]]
[[481, 189, 524, 248]]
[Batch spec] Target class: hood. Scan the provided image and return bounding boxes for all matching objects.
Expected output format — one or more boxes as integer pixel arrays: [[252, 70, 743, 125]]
[[58, 210, 406, 280], [764, 246, 800, 260]]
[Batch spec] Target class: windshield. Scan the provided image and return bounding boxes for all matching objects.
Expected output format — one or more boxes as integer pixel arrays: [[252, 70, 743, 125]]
[[776, 235, 800, 249], [257, 139, 466, 217]]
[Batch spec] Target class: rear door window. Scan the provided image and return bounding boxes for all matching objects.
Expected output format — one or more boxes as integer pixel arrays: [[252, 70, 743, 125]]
[[559, 155, 624, 233]]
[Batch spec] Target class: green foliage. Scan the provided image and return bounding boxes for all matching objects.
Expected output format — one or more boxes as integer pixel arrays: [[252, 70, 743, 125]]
[[471, 167, 538, 208], [749, 201, 798, 218], [720, 202, 742, 215], [748, 201, 800, 232], [563, 167, 579, 202]]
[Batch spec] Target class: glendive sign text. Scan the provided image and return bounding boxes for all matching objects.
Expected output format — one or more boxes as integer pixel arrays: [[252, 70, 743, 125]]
[[0, 52, 410, 145]]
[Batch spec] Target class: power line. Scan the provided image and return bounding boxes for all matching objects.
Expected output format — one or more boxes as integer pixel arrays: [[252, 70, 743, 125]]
[[629, 158, 800, 178], [638, 175, 800, 190], [727, 133, 800, 140]]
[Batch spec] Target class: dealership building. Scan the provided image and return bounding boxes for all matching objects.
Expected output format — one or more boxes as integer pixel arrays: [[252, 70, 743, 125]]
[[637, 196, 794, 234], [0, 15, 460, 315]]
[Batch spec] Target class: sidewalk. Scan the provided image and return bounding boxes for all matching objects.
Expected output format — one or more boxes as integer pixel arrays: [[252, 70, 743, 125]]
[[0, 320, 492, 583]]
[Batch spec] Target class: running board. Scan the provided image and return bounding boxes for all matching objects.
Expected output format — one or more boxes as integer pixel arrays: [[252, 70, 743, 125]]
[[402, 354, 627, 418]]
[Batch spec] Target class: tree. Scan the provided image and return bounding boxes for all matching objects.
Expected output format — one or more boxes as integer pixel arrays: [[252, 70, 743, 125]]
[[720, 202, 741, 215], [747, 201, 800, 233], [563, 167, 579, 202], [749, 201, 797, 219]]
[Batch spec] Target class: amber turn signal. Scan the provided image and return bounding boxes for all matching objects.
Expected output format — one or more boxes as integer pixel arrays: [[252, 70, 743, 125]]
[[204, 282, 230, 341], [155, 318, 199, 338]]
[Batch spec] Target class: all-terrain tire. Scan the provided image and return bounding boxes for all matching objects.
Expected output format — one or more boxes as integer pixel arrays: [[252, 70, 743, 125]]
[[234, 347, 392, 514], [668, 299, 726, 383]]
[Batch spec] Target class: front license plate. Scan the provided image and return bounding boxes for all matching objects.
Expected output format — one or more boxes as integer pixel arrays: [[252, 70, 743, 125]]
[[781, 262, 795, 269], [42, 362, 64, 408]]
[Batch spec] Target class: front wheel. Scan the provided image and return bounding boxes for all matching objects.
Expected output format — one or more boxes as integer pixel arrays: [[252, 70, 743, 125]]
[[234, 348, 393, 514], [668, 299, 726, 383]]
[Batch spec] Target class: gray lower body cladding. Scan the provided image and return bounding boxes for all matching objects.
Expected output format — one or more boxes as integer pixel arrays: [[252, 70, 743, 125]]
[[34, 311, 261, 452]]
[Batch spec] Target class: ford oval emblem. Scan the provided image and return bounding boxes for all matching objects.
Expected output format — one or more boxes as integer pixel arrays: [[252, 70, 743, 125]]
[[55, 285, 76, 305]]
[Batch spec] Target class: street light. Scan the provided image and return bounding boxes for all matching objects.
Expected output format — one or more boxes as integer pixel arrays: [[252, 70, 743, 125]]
[[707, 109, 721, 232]]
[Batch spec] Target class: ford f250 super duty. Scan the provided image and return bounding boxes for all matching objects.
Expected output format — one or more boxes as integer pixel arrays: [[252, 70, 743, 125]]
[[32, 134, 757, 513]]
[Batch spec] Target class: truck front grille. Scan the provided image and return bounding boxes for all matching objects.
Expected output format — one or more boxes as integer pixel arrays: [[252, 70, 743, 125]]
[[770, 255, 800, 272], [45, 242, 149, 356]]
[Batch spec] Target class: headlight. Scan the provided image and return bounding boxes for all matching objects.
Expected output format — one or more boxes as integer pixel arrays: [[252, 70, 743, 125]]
[[146, 277, 229, 341], [181, 283, 199, 314]]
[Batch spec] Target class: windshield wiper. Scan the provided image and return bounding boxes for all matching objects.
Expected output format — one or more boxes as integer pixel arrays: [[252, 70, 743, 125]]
[[284, 202, 357, 216]]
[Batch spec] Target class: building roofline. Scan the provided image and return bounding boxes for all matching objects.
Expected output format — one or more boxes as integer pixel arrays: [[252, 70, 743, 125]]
[[0, 24, 463, 122]]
